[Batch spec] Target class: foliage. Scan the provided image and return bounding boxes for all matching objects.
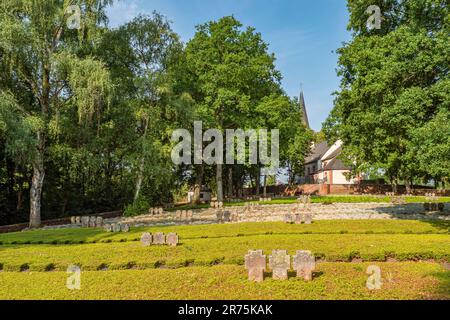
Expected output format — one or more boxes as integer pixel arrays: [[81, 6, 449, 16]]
[[325, 0, 449, 187]]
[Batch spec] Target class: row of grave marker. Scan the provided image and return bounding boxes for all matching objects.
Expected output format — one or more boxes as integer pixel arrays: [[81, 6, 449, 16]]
[[141, 232, 179, 247], [245, 250, 316, 282], [71, 216, 103, 228], [104, 223, 130, 233], [284, 212, 313, 224]]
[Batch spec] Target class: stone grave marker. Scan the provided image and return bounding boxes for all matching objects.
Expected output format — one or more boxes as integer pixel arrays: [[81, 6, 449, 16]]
[[141, 232, 152, 246], [295, 213, 304, 225], [96, 216, 104, 227], [153, 232, 165, 245], [166, 233, 179, 247], [244, 250, 266, 282], [216, 210, 224, 223], [223, 211, 231, 222], [304, 212, 313, 224], [284, 214, 293, 224], [81, 216, 90, 228], [187, 210, 193, 221], [75, 216, 81, 224], [103, 223, 112, 232], [268, 250, 290, 280], [121, 224, 130, 232], [112, 223, 121, 233], [70, 216, 76, 224], [293, 250, 316, 281], [89, 216, 97, 228]]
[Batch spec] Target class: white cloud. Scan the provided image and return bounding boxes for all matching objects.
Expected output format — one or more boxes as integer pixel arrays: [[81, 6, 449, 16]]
[[107, 0, 145, 27]]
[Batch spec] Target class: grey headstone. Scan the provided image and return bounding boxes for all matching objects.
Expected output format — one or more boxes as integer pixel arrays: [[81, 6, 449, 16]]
[[268, 250, 290, 280], [245, 250, 266, 282], [81, 216, 90, 228], [141, 232, 152, 246], [304, 212, 313, 224], [223, 211, 231, 222], [121, 224, 130, 232], [112, 223, 121, 233], [284, 214, 293, 224], [295, 213, 304, 225], [216, 210, 224, 223], [293, 250, 316, 281], [70, 216, 76, 224], [103, 223, 112, 232], [75, 216, 81, 224], [89, 216, 97, 228], [153, 232, 165, 245], [96, 216, 104, 227], [166, 233, 179, 247]]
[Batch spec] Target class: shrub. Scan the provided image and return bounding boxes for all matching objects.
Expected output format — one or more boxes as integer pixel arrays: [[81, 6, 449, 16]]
[[124, 197, 150, 217]]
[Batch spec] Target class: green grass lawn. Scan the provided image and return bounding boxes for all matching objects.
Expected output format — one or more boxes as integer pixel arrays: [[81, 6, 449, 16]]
[[0, 263, 448, 300], [0, 220, 448, 300]]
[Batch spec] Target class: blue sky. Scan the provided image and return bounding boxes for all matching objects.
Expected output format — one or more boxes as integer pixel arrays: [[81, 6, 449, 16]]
[[107, 0, 351, 132]]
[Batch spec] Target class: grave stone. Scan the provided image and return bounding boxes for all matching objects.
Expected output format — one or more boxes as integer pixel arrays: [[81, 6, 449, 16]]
[[166, 233, 179, 247], [121, 224, 130, 233], [153, 232, 165, 245], [304, 212, 313, 225], [293, 250, 316, 281], [216, 210, 224, 223], [186, 210, 193, 221], [70, 216, 76, 224], [112, 223, 121, 233], [141, 233, 152, 246], [89, 216, 97, 228], [223, 211, 231, 223], [81, 216, 90, 228], [75, 216, 81, 224], [96, 216, 104, 227], [284, 214, 293, 224], [244, 250, 266, 282], [103, 223, 112, 232], [268, 250, 290, 280], [295, 213, 304, 225]]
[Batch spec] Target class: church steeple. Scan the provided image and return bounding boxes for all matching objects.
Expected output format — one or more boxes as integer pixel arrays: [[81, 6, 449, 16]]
[[299, 85, 310, 129]]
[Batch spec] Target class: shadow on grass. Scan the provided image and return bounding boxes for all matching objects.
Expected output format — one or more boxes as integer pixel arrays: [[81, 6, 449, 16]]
[[431, 266, 450, 299]]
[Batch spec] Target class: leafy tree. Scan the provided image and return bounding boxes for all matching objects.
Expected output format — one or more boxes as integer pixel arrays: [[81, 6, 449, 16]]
[[0, 0, 112, 227], [325, 0, 449, 191], [185, 16, 284, 201]]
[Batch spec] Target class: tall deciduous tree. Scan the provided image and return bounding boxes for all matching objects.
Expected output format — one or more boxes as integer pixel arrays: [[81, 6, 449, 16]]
[[325, 0, 449, 190], [185, 16, 283, 201], [0, 0, 112, 227]]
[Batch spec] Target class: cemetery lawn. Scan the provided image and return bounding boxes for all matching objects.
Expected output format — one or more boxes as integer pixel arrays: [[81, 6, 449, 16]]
[[0, 220, 449, 300], [0, 262, 448, 300]]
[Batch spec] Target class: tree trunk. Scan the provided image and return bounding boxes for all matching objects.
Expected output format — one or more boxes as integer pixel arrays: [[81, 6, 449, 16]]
[[228, 167, 233, 198], [216, 163, 224, 202], [29, 149, 44, 228], [193, 164, 204, 204], [263, 175, 267, 197], [134, 119, 149, 202], [134, 156, 145, 202], [405, 178, 411, 195], [255, 168, 261, 196]]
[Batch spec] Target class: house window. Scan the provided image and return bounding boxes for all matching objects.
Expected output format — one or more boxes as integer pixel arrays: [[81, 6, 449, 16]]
[[312, 166, 316, 172]]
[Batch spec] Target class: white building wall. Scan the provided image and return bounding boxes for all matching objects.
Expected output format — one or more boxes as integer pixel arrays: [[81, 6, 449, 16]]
[[332, 170, 356, 185]]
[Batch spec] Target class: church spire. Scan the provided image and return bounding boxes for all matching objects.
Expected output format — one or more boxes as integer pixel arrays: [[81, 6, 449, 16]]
[[299, 85, 310, 129]]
